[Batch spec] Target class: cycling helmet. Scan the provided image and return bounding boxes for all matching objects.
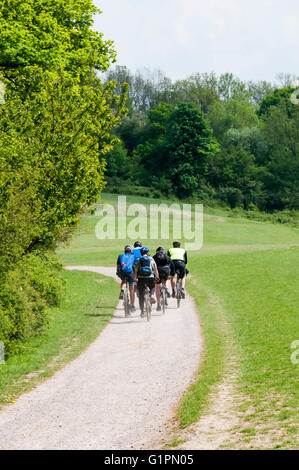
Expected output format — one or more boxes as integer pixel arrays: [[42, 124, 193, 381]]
[[140, 246, 149, 255], [173, 240, 181, 248], [124, 245, 133, 253], [134, 241, 142, 248], [156, 246, 165, 253]]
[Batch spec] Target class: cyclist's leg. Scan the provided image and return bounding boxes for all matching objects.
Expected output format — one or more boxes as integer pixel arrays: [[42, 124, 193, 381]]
[[119, 275, 126, 299], [148, 278, 156, 303], [127, 273, 135, 309], [170, 261, 176, 295], [137, 278, 146, 315], [163, 266, 171, 297], [156, 269, 163, 306], [155, 277, 161, 310], [165, 280, 171, 297], [155, 283, 161, 303], [177, 262, 186, 297]]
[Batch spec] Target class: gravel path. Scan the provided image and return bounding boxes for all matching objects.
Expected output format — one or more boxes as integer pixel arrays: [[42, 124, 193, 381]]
[[0, 266, 202, 450]]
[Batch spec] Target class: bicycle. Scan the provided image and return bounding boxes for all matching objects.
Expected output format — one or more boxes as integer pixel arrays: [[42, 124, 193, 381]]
[[159, 280, 168, 314], [175, 271, 183, 309], [144, 286, 152, 322]]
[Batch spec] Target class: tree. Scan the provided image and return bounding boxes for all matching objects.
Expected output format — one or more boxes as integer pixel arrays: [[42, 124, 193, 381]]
[[132, 103, 174, 181], [258, 86, 296, 117], [208, 99, 259, 143], [224, 127, 268, 164], [0, 70, 127, 256], [0, 0, 115, 83], [261, 103, 299, 210], [165, 103, 220, 197], [246, 80, 274, 105], [104, 139, 130, 178], [0, 1, 129, 354]]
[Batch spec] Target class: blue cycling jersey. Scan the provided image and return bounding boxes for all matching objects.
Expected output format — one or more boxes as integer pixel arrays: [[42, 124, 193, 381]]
[[133, 247, 142, 260]]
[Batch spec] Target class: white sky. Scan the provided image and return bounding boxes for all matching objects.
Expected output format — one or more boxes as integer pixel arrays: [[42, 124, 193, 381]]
[[93, 0, 299, 82]]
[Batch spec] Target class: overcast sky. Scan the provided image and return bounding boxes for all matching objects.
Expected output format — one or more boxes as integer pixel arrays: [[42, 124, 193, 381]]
[[93, 0, 298, 83]]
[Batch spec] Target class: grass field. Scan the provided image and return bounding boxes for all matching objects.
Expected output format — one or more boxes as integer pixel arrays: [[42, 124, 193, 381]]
[[2, 192, 298, 448], [0, 271, 119, 407], [57, 193, 299, 449]]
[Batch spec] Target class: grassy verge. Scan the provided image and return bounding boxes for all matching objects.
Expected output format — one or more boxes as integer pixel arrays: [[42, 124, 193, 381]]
[[0, 270, 119, 407], [177, 280, 231, 427], [178, 247, 299, 448]]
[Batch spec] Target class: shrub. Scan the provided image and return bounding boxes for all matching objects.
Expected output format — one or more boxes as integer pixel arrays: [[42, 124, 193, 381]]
[[0, 253, 64, 357]]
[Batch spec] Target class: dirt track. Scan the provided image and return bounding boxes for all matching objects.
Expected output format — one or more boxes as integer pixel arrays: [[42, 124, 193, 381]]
[[0, 266, 202, 450]]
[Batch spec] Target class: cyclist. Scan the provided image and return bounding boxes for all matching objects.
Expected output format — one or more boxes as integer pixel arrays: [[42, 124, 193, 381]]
[[168, 241, 188, 299], [153, 247, 171, 310], [133, 241, 143, 261], [134, 247, 159, 318], [117, 245, 136, 312]]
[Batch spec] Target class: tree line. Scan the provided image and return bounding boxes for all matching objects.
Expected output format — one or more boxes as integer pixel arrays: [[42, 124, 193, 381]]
[[104, 67, 299, 212], [0, 0, 126, 356]]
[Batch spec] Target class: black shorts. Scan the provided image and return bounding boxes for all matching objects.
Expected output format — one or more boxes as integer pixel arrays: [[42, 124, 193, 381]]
[[170, 260, 186, 279], [158, 265, 170, 281], [137, 277, 155, 292], [118, 272, 135, 286]]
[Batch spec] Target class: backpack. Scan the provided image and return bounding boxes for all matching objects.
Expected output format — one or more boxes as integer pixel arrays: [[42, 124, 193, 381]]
[[138, 256, 153, 277], [118, 253, 135, 274], [155, 251, 168, 266]]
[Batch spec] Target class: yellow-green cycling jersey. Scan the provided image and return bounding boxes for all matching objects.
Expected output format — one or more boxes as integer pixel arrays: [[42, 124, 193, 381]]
[[168, 247, 188, 266]]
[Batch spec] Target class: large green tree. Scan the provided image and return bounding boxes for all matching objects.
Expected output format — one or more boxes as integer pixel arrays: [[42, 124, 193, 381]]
[[261, 103, 299, 210], [165, 103, 219, 197], [0, 1, 128, 354]]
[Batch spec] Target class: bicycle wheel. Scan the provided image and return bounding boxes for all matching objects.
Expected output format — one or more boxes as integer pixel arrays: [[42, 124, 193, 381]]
[[176, 276, 181, 309], [160, 285, 166, 314], [124, 285, 130, 317]]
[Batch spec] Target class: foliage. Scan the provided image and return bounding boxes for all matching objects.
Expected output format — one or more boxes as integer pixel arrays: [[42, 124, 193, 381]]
[[0, 69, 128, 260], [104, 66, 298, 212], [0, 0, 128, 355], [0, 0, 116, 83], [258, 86, 296, 117], [261, 103, 299, 210], [0, 252, 64, 356], [165, 103, 220, 197]]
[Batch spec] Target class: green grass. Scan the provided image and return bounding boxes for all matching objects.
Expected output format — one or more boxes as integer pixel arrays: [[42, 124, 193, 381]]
[[57, 194, 299, 439], [58, 193, 299, 266], [0, 270, 119, 406], [182, 248, 299, 441], [6, 192, 298, 447], [57, 193, 299, 447], [177, 282, 230, 427]]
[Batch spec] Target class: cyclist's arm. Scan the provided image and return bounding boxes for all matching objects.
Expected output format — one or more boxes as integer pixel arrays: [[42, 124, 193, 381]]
[[152, 259, 159, 280], [134, 260, 139, 282], [116, 256, 121, 274], [184, 251, 188, 266]]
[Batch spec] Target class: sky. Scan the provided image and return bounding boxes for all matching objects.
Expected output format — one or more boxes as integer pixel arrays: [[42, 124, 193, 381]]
[[93, 0, 299, 83]]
